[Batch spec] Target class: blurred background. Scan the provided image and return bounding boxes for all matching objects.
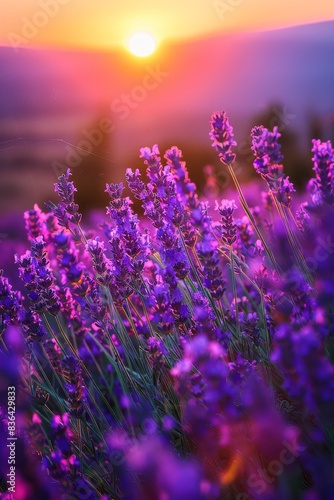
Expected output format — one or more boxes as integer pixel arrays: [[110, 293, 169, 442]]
[[0, 0, 334, 227]]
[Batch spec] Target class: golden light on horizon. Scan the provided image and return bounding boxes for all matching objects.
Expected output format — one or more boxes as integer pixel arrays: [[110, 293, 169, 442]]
[[127, 32, 157, 57]]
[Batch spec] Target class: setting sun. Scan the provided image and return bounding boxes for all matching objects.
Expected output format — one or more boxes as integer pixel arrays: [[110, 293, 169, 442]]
[[128, 32, 156, 57]]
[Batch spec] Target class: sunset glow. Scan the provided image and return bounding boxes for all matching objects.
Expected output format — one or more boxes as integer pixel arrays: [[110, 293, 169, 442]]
[[1, 0, 333, 50], [127, 32, 156, 57]]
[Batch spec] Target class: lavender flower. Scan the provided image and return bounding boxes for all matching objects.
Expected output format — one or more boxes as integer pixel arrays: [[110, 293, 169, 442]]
[[147, 337, 167, 383], [164, 146, 198, 211], [236, 215, 255, 254], [139, 143, 162, 174], [86, 237, 109, 282], [197, 203, 226, 299], [21, 309, 46, 341], [296, 202, 311, 233], [61, 356, 85, 417], [0, 270, 22, 325], [48, 168, 82, 227], [24, 204, 46, 242], [43, 338, 63, 373], [192, 291, 216, 337], [215, 199, 238, 246], [251, 125, 283, 175], [209, 111, 237, 165], [125, 168, 147, 201], [307, 177, 323, 205], [251, 127, 297, 208], [310, 139, 334, 204], [53, 230, 83, 285], [276, 176, 296, 208], [150, 283, 175, 334], [54, 169, 79, 213], [16, 236, 61, 315]]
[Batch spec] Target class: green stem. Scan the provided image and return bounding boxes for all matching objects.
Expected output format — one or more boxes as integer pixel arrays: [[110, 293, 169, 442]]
[[227, 163, 280, 274]]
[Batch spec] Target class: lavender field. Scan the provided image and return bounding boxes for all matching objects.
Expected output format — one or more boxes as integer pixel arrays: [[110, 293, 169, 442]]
[[1, 111, 334, 499]]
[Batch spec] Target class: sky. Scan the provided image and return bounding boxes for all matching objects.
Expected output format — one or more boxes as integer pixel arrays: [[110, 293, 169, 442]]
[[0, 0, 334, 51]]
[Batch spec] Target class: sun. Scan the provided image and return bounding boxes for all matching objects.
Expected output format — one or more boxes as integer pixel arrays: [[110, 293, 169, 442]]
[[127, 32, 156, 57]]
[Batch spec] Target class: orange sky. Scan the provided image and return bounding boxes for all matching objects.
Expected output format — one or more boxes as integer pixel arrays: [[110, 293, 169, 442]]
[[0, 0, 334, 51]]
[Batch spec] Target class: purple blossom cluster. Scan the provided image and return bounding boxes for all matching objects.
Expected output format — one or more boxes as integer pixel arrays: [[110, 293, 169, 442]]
[[308, 139, 334, 204], [250, 125, 296, 208], [0, 113, 334, 499], [209, 111, 237, 165]]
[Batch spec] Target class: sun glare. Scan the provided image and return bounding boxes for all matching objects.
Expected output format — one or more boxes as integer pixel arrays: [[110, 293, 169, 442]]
[[128, 31, 156, 57]]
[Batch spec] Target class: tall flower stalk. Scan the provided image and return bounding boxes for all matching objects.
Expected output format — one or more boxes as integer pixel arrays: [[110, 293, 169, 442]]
[[210, 112, 280, 275]]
